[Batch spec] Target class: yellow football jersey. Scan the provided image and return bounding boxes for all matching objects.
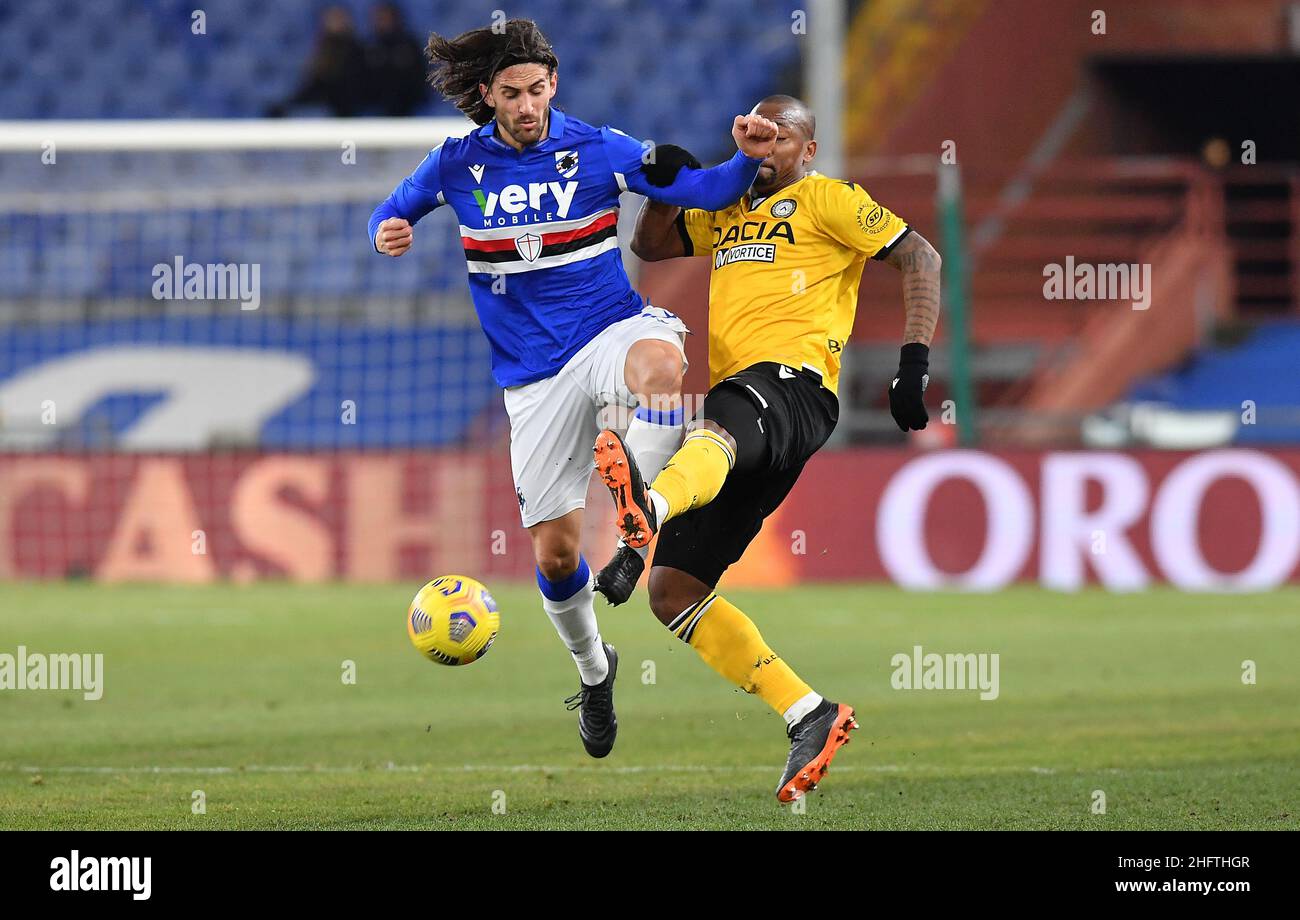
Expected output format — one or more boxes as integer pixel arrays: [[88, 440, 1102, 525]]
[[679, 172, 909, 395]]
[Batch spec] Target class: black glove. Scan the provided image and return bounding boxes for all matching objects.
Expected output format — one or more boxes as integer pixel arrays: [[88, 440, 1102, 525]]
[[889, 343, 930, 431], [642, 144, 701, 187]]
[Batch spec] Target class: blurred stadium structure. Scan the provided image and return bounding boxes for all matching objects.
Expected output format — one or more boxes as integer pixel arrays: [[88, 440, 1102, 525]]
[[0, 0, 1297, 587]]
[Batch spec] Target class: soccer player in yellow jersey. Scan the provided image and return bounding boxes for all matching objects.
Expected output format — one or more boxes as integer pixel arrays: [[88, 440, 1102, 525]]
[[592, 95, 942, 803]]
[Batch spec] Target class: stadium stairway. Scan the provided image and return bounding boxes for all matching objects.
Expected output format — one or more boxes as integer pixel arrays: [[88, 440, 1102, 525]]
[[978, 159, 1236, 444], [1224, 166, 1300, 320], [832, 0, 1295, 444]]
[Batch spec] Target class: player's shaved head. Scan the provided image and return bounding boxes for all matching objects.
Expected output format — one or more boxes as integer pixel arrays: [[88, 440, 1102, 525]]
[[748, 95, 817, 197], [754, 95, 816, 141]]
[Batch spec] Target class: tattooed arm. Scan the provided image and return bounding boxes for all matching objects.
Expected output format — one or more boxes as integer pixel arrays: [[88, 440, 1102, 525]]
[[881, 230, 941, 431], [882, 231, 942, 346]]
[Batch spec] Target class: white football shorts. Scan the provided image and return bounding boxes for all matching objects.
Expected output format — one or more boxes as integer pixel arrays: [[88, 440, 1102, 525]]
[[504, 304, 688, 527]]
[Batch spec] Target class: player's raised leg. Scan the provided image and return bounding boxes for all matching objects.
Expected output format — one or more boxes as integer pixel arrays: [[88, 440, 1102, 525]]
[[529, 510, 618, 758], [594, 323, 687, 605]]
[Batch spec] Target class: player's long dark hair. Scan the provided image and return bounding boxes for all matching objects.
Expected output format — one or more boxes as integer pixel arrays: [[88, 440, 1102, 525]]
[[426, 19, 559, 126]]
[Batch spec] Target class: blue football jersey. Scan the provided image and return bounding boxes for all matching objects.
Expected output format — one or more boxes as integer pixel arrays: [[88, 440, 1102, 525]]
[[369, 108, 761, 387]]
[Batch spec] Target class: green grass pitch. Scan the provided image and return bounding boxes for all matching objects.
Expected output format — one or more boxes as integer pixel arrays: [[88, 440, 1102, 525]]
[[2, 582, 1297, 830]]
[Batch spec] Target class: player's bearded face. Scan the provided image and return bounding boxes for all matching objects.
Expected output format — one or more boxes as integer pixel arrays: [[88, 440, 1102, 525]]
[[484, 64, 557, 147]]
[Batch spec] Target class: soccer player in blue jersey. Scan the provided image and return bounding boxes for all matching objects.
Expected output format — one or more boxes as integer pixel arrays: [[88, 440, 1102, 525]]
[[368, 19, 777, 758]]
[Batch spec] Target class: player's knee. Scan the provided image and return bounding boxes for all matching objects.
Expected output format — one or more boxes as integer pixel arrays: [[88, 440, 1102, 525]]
[[626, 340, 683, 398], [535, 549, 580, 583], [688, 418, 738, 457], [531, 535, 582, 583], [647, 567, 709, 627]]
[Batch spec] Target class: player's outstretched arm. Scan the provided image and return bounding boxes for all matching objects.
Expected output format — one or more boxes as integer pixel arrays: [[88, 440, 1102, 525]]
[[883, 231, 942, 431], [631, 200, 687, 262], [640, 144, 701, 188], [612, 116, 777, 212]]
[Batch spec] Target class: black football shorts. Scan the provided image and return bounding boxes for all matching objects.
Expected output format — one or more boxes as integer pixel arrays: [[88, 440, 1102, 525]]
[[652, 362, 838, 589]]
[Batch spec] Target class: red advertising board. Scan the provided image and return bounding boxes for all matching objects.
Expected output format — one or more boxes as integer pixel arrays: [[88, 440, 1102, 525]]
[[2, 448, 1297, 589]]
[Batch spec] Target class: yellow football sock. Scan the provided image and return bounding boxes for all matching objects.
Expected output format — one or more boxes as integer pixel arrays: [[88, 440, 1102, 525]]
[[671, 593, 812, 716], [649, 429, 733, 522]]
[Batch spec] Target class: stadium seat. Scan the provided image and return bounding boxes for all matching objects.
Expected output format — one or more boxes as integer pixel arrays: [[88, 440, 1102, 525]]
[[1126, 322, 1300, 444], [0, 1, 801, 302]]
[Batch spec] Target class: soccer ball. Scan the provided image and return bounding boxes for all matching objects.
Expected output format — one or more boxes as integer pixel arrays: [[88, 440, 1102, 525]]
[[407, 575, 500, 666]]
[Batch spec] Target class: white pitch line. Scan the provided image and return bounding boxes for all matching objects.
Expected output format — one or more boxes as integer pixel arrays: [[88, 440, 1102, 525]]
[[6, 763, 1074, 777]]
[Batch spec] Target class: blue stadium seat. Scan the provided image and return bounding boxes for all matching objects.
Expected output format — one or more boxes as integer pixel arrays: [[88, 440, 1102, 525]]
[[0, 1, 802, 300], [0, 0, 800, 143], [1127, 322, 1300, 444], [0, 248, 37, 298]]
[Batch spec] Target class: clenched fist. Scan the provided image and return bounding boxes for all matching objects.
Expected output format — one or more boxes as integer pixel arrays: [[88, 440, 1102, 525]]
[[375, 217, 413, 257], [732, 114, 779, 160]]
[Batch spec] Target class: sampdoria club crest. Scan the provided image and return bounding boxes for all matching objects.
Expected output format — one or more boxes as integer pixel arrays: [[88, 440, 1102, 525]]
[[555, 150, 579, 178]]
